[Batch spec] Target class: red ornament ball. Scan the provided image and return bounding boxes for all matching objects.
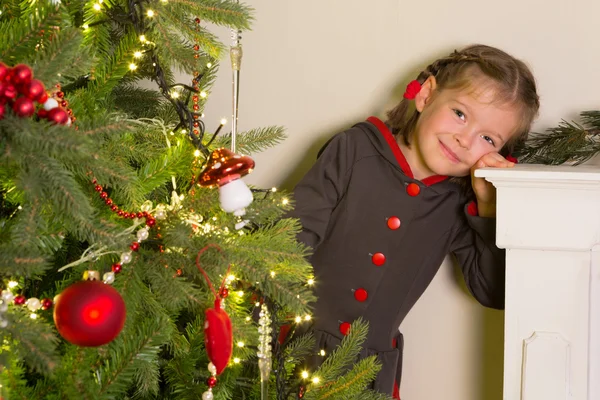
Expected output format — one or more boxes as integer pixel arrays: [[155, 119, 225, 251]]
[[3, 84, 17, 100], [13, 97, 35, 117], [207, 376, 217, 388], [53, 280, 126, 347], [0, 63, 10, 82], [41, 298, 53, 310], [25, 79, 46, 102], [11, 64, 33, 86], [46, 107, 70, 125], [14, 295, 26, 305]]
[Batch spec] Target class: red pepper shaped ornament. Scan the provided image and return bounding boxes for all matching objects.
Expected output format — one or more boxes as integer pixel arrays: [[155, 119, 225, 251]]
[[204, 298, 233, 375]]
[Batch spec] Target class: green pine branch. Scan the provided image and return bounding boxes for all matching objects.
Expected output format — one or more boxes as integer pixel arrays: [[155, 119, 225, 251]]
[[158, 7, 225, 59], [88, 30, 139, 100], [0, 2, 66, 63], [32, 27, 93, 86], [168, 0, 254, 30], [303, 319, 392, 400], [217, 126, 288, 155], [518, 110, 600, 165]]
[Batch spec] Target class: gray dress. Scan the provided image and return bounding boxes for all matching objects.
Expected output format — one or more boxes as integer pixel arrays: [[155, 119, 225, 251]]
[[288, 116, 505, 396]]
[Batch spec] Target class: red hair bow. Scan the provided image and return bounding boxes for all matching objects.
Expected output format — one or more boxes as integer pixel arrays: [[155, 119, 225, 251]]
[[403, 80, 422, 100]]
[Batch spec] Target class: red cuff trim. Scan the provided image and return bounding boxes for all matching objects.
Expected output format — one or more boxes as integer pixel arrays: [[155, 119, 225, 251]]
[[393, 380, 400, 399], [467, 201, 478, 216]]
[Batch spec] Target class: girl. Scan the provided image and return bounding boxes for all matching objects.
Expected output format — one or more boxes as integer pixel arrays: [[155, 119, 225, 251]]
[[289, 44, 540, 397]]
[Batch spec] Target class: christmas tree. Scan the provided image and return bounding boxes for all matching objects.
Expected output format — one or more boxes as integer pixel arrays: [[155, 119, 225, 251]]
[[0, 1, 392, 399]]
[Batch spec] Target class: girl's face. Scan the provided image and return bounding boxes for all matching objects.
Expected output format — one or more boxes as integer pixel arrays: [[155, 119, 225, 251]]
[[409, 77, 520, 179]]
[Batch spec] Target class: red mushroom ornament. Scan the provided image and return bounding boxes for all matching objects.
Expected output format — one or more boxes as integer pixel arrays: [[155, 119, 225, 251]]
[[198, 148, 255, 216]]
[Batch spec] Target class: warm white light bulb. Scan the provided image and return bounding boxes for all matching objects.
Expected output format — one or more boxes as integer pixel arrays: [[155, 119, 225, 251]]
[[129, 63, 137, 71], [146, 9, 155, 17]]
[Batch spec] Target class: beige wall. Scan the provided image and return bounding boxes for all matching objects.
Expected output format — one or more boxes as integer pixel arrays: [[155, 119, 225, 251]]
[[195, 1, 600, 398]]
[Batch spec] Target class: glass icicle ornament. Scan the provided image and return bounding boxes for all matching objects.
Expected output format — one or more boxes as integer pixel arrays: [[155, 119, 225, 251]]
[[257, 303, 272, 400]]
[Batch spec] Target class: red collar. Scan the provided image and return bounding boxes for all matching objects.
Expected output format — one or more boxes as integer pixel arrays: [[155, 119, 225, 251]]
[[367, 116, 447, 186]]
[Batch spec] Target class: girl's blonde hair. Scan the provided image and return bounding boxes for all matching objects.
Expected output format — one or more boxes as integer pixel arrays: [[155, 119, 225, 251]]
[[386, 44, 540, 157]]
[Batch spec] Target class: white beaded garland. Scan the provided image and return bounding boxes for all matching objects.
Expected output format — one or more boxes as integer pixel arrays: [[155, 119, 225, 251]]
[[136, 228, 149, 241], [202, 390, 214, 400], [207, 362, 217, 375], [103, 272, 116, 284], [120, 252, 133, 264], [26, 297, 42, 311], [1, 290, 14, 303]]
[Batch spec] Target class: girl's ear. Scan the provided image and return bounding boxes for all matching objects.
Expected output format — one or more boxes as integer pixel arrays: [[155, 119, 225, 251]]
[[415, 75, 437, 112]]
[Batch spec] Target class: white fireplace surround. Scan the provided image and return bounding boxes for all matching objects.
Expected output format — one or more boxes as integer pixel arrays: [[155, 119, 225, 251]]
[[475, 164, 600, 400]]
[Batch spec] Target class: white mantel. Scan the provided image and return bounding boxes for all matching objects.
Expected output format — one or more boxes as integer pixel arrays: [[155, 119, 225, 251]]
[[475, 164, 600, 400]]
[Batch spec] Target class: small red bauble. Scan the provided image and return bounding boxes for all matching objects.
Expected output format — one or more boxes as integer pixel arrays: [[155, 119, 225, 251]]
[[11, 64, 33, 86], [218, 287, 229, 298], [53, 280, 126, 347], [41, 298, 53, 310], [0, 63, 10, 82], [14, 295, 26, 305], [38, 91, 48, 104], [46, 107, 70, 125], [111, 263, 122, 274], [3, 84, 17, 100], [204, 299, 233, 375], [207, 376, 217, 388], [24, 79, 45, 102], [130, 242, 140, 252], [146, 218, 156, 227], [13, 97, 35, 117], [37, 108, 48, 119]]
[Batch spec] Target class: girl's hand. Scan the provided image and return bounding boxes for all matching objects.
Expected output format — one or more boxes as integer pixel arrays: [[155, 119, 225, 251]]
[[470, 152, 515, 217]]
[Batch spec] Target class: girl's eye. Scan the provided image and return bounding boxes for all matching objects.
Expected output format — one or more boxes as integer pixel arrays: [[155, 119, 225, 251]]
[[482, 135, 495, 146], [453, 109, 466, 121]]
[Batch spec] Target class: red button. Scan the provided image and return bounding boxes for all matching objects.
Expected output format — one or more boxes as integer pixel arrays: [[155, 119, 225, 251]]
[[354, 288, 368, 302], [406, 183, 420, 196], [372, 252, 386, 266], [339, 322, 351, 336], [387, 216, 401, 230]]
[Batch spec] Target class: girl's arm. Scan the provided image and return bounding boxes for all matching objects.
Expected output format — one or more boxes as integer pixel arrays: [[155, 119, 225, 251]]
[[287, 131, 352, 252], [450, 202, 506, 310]]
